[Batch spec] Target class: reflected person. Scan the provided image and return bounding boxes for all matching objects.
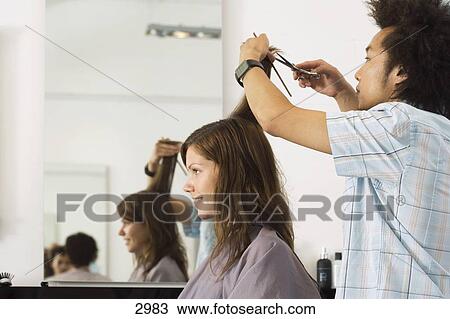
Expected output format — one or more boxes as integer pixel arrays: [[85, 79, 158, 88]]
[[44, 244, 71, 279], [45, 232, 110, 282], [117, 191, 188, 282]]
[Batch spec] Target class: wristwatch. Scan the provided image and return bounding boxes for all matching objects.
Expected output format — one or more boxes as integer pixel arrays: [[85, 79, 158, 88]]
[[235, 59, 264, 87], [144, 164, 156, 177]]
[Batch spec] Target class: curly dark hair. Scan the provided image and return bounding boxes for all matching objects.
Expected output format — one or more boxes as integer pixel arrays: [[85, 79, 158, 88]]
[[367, 0, 450, 119]]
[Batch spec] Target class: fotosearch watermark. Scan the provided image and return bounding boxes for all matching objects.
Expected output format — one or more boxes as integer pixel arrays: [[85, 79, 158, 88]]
[[56, 193, 406, 223], [56, 192, 406, 223]]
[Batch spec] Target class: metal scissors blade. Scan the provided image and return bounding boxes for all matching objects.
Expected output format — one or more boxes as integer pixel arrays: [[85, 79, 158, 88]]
[[275, 52, 321, 80]]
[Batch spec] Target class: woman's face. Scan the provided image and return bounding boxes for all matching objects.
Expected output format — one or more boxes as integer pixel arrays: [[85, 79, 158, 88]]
[[183, 146, 218, 219], [118, 219, 150, 255], [51, 253, 71, 274]]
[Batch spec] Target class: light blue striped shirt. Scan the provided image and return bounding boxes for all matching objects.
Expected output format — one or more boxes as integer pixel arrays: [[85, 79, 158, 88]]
[[326, 101, 450, 298]]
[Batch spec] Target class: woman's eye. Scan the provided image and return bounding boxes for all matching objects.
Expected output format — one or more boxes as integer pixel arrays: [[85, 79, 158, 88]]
[[364, 57, 370, 62], [192, 169, 200, 175]]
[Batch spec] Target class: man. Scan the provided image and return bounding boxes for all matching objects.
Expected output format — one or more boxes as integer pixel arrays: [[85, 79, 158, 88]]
[[237, 0, 449, 298]]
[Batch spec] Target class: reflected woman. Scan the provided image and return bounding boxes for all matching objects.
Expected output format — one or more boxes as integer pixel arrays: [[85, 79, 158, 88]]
[[44, 244, 71, 279], [117, 192, 188, 282], [117, 152, 189, 282]]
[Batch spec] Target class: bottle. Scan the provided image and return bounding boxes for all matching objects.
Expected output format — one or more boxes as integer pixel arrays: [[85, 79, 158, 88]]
[[317, 247, 332, 290], [332, 252, 342, 289]]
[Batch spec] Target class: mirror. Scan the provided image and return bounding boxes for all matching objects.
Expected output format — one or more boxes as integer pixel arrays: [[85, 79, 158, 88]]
[[44, 0, 222, 283]]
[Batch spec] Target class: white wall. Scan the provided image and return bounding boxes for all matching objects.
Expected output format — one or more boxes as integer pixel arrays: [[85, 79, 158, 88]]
[[223, 0, 379, 277], [0, 0, 45, 285]]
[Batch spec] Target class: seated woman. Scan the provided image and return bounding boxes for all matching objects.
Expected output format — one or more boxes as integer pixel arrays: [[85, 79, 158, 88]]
[[178, 115, 320, 298], [179, 47, 319, 298], [117, 152, 189, 283]]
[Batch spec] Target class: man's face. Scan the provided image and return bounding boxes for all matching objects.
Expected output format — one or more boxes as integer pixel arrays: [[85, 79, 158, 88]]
[[355, 27, 400, 110]]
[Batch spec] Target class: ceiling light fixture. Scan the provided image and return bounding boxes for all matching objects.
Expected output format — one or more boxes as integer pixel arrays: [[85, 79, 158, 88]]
[[146, 24, 221, 39]]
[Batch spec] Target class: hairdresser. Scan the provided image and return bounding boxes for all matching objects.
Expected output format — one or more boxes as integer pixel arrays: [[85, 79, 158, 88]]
[[237, 0, 449, 299]]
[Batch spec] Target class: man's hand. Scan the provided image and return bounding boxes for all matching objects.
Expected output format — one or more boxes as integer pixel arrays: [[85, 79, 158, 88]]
[[147, 138, 181, 172], [239, 33, 270, 64], [294, 59, 359, 112]]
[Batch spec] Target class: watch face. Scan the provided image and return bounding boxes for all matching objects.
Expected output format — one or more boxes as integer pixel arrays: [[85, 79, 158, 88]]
[[236, 61, 249, 78]]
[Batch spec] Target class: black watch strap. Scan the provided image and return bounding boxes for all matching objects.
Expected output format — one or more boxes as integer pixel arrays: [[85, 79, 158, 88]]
[[235, 60, 264, 87], [144, 164, 155, 177]]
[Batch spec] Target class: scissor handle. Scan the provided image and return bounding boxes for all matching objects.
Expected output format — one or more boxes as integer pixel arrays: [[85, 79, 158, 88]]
[[275, 54, 321, 80], [296, 69, 321, 80]]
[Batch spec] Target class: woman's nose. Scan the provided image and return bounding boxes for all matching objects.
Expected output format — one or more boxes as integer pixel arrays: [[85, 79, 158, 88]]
[[183, 179, 194, 193]]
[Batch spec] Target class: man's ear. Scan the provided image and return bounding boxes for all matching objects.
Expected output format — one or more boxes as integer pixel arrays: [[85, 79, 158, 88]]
[[393, 65, 408, 85]]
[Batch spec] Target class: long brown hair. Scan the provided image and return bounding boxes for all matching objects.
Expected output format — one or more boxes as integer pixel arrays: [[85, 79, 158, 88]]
[[181, 118, 294, 278], [117, 155, 188, 281]]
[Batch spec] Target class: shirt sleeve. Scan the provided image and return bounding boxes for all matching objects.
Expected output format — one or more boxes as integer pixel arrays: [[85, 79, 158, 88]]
[[326, 102, 412, 182]]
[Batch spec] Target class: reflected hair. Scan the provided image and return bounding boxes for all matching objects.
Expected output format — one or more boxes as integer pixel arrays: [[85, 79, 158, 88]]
[[65, 232, 97, 267], [146, 153, 177, 194]]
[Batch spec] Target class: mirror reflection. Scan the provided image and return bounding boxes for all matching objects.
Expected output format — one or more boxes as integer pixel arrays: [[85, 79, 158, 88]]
[[44, 0, 222, 283]]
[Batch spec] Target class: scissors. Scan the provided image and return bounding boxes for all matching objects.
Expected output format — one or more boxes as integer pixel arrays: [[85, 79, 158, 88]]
[[250, 33, 321, 97], [274, 52, 321, 81]]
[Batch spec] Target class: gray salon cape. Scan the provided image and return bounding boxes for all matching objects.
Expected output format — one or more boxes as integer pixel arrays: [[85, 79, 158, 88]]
[[129, 256, 186, 282], [179, 226, 320, 299]]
